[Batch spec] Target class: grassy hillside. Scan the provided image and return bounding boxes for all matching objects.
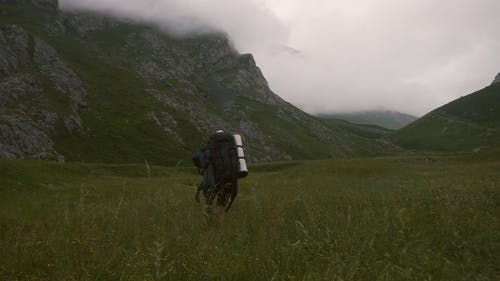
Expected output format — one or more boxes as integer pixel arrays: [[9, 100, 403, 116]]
[[391, 83, 500, 152], [320, 118, 393, 139], [48, 35, 203, 165], [319, 110, 418, 130], [1, 155, 498, 280]]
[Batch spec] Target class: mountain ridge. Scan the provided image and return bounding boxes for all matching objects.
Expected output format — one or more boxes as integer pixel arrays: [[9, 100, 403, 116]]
[[318, 110, 418, 130]]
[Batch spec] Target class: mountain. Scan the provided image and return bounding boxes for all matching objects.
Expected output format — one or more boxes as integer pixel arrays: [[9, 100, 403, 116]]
[[0, 0, 400, 164], [391, 79, 500, 152], [318, 110, 418, 130], [319, 118, 393, 139]]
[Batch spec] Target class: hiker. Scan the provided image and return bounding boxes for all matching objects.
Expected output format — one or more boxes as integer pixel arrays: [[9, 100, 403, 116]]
[[192, 130, 248, 225]]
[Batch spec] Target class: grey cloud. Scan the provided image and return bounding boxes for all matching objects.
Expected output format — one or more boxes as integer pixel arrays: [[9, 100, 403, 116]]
[[60, 0, 500, 116], [59, 0, 289, 50], [257, 0, 500, 116]]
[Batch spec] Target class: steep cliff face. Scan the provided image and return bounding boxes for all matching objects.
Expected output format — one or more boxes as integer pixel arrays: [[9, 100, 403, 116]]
[[0, 0, 399, 164], [0, 24, 86, 159]]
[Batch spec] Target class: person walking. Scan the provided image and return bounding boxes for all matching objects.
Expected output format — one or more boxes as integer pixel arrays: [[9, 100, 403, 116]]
[[192, 130, 248, 226]]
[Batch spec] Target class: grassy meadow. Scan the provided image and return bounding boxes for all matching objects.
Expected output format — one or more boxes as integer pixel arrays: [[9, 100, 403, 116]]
[[0, 154, 499, 280]]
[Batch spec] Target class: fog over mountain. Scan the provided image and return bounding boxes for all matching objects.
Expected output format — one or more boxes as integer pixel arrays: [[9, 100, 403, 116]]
[[60, 0, 500, 116]]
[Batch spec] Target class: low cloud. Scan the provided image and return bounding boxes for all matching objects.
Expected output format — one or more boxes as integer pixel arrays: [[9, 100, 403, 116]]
[[60, 0, 500, 116], [59, 0, 289, 53]]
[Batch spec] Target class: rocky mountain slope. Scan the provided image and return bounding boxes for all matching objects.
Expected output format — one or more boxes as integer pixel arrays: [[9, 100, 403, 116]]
[[0, 0, 400, 164], [391, 77, 500, 152]]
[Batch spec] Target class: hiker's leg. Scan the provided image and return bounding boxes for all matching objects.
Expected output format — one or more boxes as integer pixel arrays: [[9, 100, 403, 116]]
[[204, 203, 212, 216], [203, 166, 216, 216], [217, 205, 225, 226], [225, 178, 238, 212], [203, 186, 213, 216], [216, 183, 231, 226]]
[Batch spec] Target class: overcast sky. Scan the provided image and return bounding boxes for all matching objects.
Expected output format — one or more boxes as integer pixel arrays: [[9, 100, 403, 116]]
[[60, 0, 500, 116]]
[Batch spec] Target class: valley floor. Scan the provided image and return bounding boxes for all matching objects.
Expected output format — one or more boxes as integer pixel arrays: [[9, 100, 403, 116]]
[[0, 154, 498, 280]]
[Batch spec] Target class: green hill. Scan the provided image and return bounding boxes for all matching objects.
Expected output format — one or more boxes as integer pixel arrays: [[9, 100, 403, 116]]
[[319, 110, 418, 130], [0, 0, 400, 164], [319, 117, 393, 139], [391, 82, 500, 152]]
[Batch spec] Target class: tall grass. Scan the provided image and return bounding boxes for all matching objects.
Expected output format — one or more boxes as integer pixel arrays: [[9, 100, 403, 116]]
[[0, 156, 498, 280]]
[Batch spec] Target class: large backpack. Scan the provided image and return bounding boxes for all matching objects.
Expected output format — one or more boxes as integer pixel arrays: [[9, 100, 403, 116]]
[[207, 131, 239, 182]]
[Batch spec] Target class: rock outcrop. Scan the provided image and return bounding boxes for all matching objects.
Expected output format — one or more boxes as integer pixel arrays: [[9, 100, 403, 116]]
[[0, 24, 86, 159], [492, 73, 500, 85]]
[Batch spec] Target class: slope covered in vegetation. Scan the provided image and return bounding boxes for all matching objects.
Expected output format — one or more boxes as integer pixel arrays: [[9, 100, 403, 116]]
[[391, 83, 500, 152]]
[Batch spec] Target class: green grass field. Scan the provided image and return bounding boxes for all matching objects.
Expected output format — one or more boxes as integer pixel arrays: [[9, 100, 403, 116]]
[[0, 155, 498, 280]]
